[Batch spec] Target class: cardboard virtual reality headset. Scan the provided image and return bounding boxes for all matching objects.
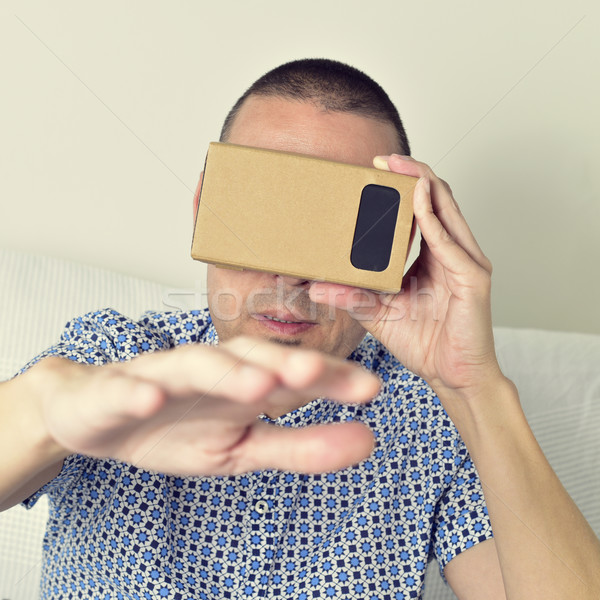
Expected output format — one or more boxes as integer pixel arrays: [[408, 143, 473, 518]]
[[191, 142, 417, 293]]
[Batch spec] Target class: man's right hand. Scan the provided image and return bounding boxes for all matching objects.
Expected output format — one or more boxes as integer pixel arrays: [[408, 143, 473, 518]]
[[0, 337, 379, 509]]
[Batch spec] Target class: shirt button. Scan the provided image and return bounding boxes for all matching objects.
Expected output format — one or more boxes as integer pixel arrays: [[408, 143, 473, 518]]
[[255, 500, 269, 514]]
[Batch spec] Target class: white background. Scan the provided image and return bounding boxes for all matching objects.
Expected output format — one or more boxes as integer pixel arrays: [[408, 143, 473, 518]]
[[1, 0, 598, 333]]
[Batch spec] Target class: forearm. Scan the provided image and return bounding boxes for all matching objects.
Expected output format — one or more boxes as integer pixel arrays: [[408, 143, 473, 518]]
[[0, 360, 68, 511], [446, 377, 600, 599]]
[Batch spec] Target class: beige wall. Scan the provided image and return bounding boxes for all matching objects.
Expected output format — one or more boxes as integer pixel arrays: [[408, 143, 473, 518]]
[[1, 0, 598, 334]]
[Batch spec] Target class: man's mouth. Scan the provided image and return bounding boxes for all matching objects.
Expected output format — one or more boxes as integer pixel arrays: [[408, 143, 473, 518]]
[[264, 315, 300, 324], [254, 313, 317, 336]]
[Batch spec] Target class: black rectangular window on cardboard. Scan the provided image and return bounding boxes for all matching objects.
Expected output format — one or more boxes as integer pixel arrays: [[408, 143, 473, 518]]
[[350, 184, 400, 272]]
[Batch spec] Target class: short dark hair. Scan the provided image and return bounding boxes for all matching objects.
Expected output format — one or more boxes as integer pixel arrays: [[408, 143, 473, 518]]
[[220, 58, 410, 155]]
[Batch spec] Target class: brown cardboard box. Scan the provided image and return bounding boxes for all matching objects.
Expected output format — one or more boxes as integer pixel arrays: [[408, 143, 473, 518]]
[[191, 142, 417, 293]]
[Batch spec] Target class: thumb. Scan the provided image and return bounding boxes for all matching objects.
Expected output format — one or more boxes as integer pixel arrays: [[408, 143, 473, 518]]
[[237, 421, 375, 474], [309, 282, 406, 335]]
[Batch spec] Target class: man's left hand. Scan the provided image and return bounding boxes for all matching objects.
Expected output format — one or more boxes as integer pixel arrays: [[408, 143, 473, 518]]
[[310, 155, 505, 416]]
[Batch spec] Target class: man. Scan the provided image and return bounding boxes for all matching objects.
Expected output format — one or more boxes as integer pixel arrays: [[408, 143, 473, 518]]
[[1, 59, 599, 599]]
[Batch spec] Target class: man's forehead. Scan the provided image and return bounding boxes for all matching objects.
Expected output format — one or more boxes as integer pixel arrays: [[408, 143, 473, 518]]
[[226, 95, 400, 167]]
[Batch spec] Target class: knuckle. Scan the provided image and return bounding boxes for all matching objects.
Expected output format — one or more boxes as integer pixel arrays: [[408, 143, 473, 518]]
[[473, 265, 492, 293], [225, 362, 277, 403], [420, 164, 435, 180], [222, 335, 262, 358], [439, 178, 453, 195], [222, 335, 251, 349], [482, 255, 493, 275]]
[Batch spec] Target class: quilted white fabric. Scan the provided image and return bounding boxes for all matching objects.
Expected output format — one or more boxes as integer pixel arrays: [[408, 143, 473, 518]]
[[494, 327, 600, 532], [0, 248, 598, 600], [0, 248, 171, 381]]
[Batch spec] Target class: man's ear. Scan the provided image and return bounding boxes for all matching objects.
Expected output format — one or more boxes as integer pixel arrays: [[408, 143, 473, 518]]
[[193, 172, 204, 221]]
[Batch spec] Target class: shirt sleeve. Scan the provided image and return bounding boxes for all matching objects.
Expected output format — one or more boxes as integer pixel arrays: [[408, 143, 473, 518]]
[[18, 308, 173, 372], [19, 308, 172, 508], [21, 453, 90, 509], [430, 452, 494, 579]]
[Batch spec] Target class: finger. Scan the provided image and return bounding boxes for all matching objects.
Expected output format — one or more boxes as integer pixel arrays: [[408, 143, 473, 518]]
[[374, 153, 430, 179], [308, 282, 387, 319], [379, 155, 490, 272], [414, 178, 491, 286], [121, 344, 279, 404], [93, 371, 166, 422], [308, 283, 407, 341], [231, 421, 375, 474], [223, 336, 380, 403], [424, 182, 491, 274]]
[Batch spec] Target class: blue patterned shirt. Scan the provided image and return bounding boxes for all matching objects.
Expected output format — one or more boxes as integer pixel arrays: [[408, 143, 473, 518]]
[[24, 308, 492, 599]]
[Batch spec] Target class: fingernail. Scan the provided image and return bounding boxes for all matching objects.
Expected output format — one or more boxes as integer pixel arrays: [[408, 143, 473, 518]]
[[373, 156, 391, 171]]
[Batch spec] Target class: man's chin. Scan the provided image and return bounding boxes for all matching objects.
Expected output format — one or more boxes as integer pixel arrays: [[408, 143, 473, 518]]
[[268, 336, 302, 347]]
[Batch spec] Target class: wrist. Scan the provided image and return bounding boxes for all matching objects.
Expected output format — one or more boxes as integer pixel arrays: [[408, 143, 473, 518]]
[[434, 373, 524, 445], [0, 358, 71, 509], [19, 358, 72, 464]]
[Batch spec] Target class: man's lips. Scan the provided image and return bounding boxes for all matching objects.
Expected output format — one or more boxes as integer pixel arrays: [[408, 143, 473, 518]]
[[253, 313, 317, 336]]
